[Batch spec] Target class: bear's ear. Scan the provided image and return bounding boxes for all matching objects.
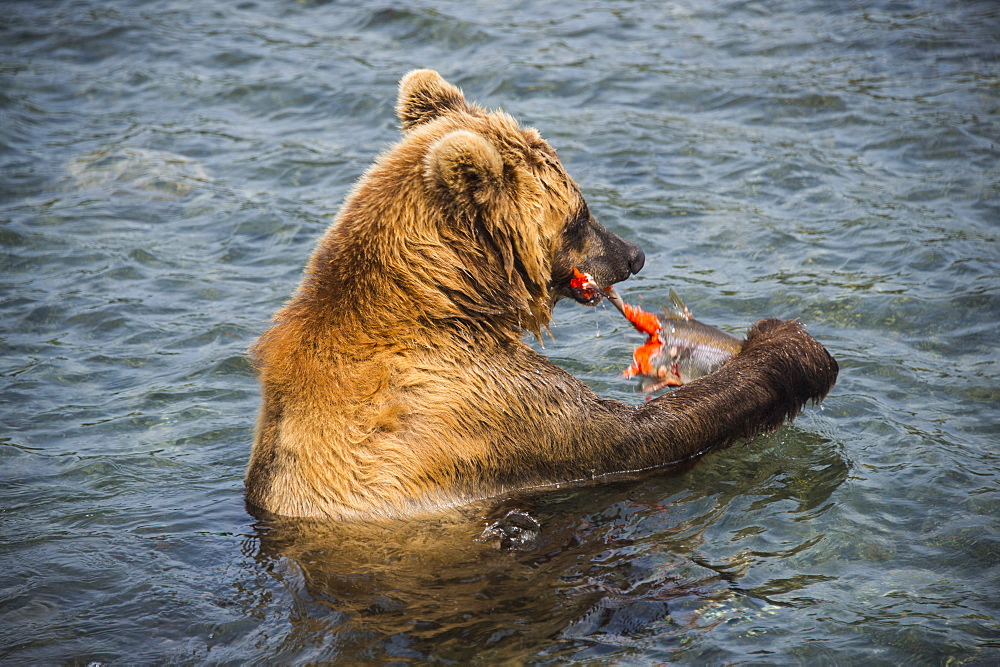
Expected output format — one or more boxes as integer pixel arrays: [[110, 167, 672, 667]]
[[397, 69, 471, 131], [424, 130, 503, 206]]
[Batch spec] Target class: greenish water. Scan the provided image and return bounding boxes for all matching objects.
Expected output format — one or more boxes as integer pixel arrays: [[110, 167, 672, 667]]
[[2, 0, 998, 662]]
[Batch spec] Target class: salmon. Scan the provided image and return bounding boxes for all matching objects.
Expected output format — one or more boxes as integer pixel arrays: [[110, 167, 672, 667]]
[[604, 286, 743, 392]]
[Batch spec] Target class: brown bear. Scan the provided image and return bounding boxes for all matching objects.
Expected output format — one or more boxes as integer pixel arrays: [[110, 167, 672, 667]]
[[245, 69, 838, 521]]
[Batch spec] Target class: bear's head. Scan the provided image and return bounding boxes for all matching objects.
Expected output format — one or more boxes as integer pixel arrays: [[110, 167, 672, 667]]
[[325, 70, 644, 338]]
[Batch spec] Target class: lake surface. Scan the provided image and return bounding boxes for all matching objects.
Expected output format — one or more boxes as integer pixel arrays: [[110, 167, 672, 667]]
[[2, 0, 998, 662]]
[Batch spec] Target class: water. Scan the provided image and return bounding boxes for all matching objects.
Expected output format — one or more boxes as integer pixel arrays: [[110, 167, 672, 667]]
[[2, 0, 998, 662]]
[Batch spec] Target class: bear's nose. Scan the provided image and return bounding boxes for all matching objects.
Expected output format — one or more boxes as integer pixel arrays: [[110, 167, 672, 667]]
[[628, 246, 645, 276]]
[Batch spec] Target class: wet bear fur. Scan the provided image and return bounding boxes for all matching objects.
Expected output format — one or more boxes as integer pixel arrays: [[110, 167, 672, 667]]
[[245, 70, 838, 520]]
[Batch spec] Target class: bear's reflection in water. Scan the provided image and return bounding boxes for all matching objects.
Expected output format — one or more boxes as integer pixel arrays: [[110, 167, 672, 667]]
[[244, 432, 847, 662]]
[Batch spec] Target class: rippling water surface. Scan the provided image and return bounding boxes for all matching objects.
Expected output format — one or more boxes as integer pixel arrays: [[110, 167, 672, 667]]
[[2, 0, 998, 662]]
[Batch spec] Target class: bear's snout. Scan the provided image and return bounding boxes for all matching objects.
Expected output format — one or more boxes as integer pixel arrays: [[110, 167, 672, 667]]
[[599, 233, 645, 287], [627, 244, 645, 276]]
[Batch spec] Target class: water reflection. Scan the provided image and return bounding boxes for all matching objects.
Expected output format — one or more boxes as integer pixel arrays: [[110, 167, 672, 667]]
[[244, 432, 848, 661]]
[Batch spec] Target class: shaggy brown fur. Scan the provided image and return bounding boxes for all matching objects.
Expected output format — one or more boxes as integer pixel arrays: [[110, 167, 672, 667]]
[[246, 70, 838, 520]]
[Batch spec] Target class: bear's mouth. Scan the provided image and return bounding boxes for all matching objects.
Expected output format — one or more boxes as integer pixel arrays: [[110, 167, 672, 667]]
[[568, 268, 607, 306]]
